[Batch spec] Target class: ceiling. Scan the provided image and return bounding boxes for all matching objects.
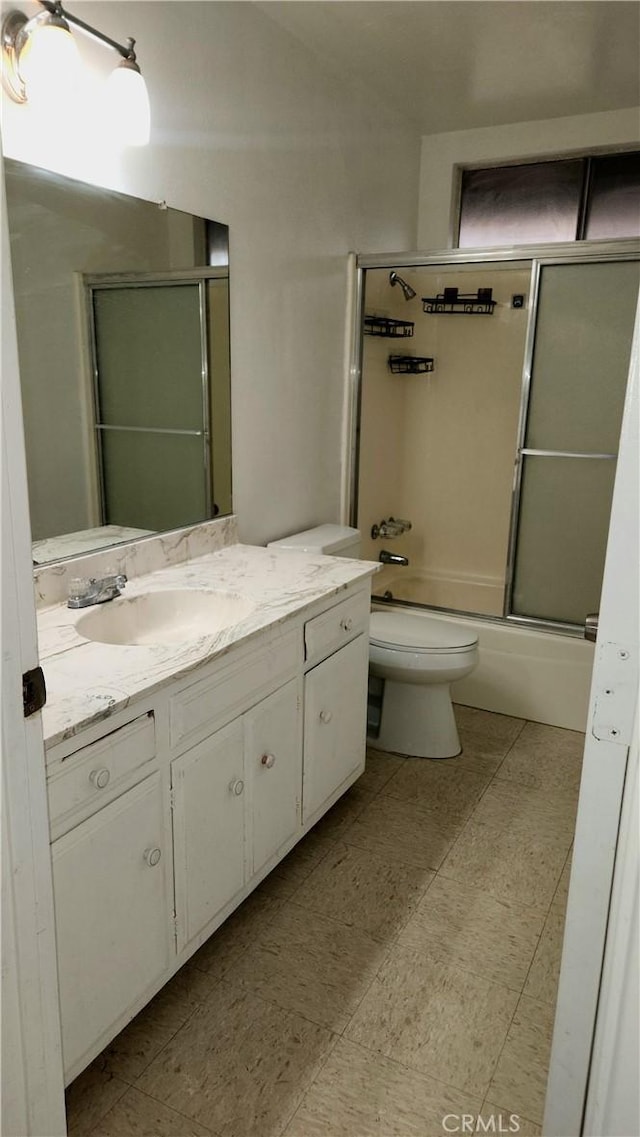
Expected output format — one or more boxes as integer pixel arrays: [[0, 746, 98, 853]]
[[257, 1, 640, 135]]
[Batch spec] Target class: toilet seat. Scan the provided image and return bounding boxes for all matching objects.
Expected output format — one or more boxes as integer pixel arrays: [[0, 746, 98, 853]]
[[370, 611, 478, 654]]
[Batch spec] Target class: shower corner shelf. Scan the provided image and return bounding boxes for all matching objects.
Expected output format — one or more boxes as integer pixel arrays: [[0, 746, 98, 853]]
[[388, 355, 434, 375], [364, 315, 414, 338], [422, 287, 496, 315]]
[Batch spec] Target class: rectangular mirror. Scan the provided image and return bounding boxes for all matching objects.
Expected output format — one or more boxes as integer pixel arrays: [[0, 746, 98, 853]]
[[4, 158, 232, 565]]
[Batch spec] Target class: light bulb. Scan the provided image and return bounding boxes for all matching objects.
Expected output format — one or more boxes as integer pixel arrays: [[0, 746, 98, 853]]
[[105, 61, 150, 146], [19, 17, 79, 105]]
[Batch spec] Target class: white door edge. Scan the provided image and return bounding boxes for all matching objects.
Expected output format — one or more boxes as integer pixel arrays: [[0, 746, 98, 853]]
[[583, 709, 639, 1137], [1, 147, 67, 1136], [543, 293, 640, 1135]]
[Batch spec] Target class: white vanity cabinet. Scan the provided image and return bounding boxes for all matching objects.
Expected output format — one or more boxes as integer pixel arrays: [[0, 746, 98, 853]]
[[51, 769, 171, 1076], [246, 678, 302, 877], [171, 677, 301, 951], [303, 634, 369, 824], [44, 578, 372, 1084], [48, 713, 171, 1076], [302, 591, 371, 825]]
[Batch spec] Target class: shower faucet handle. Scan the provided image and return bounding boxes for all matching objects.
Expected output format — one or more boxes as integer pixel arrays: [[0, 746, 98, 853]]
[[371, 517, 412, 539], [371, 520, 399, 539]]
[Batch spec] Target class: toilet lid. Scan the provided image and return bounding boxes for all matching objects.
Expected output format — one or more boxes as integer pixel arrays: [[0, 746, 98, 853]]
[[369, 611, 478, 652]]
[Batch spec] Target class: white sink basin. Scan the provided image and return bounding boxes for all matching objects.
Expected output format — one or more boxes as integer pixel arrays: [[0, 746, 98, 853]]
[[76, 589, 255, 646]]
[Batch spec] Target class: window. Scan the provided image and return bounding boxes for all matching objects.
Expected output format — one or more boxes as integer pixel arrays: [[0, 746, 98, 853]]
[[457, 152, 640, 248], [585, 152, 640, 240]]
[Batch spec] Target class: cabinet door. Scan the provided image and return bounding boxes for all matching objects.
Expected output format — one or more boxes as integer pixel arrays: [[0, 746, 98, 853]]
[[246, 679, 301, 876], [171, 718, 246, 950], [303, 634, 368, 824], [52, 773, 170, 1077]]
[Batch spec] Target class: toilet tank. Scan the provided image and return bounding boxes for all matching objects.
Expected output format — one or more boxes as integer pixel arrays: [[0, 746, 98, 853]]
[[267, 524, 361, 558]]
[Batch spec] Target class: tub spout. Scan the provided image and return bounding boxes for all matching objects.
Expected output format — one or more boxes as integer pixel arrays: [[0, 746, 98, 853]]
[[379, 550, 409, 566]]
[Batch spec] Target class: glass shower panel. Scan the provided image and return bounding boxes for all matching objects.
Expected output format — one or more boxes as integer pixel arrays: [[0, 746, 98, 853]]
[[511, 257, 639, 628], [525, 261, 640, 454], [92, 281, 209, 530], [101, 431, 206, 533], [511, 456, 616, 626], [93, 285, 203, 430]]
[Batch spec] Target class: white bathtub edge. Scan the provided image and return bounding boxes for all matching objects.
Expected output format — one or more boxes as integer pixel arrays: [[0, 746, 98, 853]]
[[373, 605, 594, 732]]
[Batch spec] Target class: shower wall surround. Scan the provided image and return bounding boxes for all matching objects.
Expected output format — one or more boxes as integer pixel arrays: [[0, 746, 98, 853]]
[[360, 265, 530, 615]]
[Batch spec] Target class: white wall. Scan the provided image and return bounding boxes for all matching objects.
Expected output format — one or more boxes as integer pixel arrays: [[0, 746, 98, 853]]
[[418, 107, 640, 249], [1, 1, 420, 546]]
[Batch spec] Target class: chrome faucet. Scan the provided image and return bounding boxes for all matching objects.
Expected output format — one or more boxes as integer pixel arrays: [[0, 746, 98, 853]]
[[371, 517, 412, 540], [67, 574, 127, 609], [379, 550, 409, 566]]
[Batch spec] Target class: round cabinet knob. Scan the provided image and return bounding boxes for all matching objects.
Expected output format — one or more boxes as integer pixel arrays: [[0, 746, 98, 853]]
[[340, 617, 353, 632], [89, 767, 110, 789], [261, 753, 276, 769], [229, 778, 245, 796], [319, 709, 333, 724], [144, 847, 162, 867]]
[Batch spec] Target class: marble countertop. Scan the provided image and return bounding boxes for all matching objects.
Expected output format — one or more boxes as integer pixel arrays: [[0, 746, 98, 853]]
[[38, 544, 378, 751]]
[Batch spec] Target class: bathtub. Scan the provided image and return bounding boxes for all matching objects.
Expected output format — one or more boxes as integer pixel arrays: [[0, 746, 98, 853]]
[[371, 596, 595, 733], [374, 566, 504, 616]]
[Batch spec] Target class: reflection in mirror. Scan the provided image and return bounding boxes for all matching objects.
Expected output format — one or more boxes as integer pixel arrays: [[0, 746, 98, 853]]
[[4, 158, 232, 565]]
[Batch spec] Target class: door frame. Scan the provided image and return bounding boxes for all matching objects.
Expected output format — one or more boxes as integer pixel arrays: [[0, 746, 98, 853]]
[[1, 155, 67, 1134]]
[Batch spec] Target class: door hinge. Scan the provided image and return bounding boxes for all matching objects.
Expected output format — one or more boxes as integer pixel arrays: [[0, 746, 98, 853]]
[[591, 641, 638, 747], [23, 666, 46, 717]]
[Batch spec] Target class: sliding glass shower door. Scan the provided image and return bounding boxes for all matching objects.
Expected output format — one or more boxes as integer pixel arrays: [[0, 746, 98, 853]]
[[90, 279, 210, 533], [355, 245, 639, 635], [508, 259, 640, 628]]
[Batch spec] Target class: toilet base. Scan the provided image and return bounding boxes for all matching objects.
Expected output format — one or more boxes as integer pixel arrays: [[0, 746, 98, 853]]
[[372, 679, 461, 759]]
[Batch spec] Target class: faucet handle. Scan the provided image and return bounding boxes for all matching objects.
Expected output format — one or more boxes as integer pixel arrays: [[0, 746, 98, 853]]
[[101, 569, 127, 588], [371, 517, 412, 539], [68, 577, 93, 604]]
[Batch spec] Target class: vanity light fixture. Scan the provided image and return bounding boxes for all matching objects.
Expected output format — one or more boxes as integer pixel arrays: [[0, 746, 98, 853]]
[[1, 0, 150, 145]]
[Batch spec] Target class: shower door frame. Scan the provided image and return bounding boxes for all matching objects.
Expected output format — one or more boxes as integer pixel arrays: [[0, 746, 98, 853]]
[[349, 239, 640, 636], [85, 267, 229, 529]]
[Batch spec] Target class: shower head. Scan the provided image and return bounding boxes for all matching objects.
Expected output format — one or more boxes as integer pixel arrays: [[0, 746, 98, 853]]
[[389, 271, 416, 302]]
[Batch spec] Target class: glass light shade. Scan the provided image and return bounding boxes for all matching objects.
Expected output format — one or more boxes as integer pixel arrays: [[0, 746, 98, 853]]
[[105, 62, 150, 146], [19, 20, 79, 103]]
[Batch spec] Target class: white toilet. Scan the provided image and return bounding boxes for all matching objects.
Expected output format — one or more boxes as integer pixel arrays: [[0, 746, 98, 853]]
[[267, 525, 479, 759]]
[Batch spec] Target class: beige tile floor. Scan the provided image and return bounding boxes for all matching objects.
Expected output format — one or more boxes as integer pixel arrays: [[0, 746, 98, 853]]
[[66, 705, 583, 1137]]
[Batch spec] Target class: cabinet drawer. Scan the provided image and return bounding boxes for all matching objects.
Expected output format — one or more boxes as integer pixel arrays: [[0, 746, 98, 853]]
[[170, 629, 299, 755], [48, 713, 156, 838], [304, 590, 370, 668]]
